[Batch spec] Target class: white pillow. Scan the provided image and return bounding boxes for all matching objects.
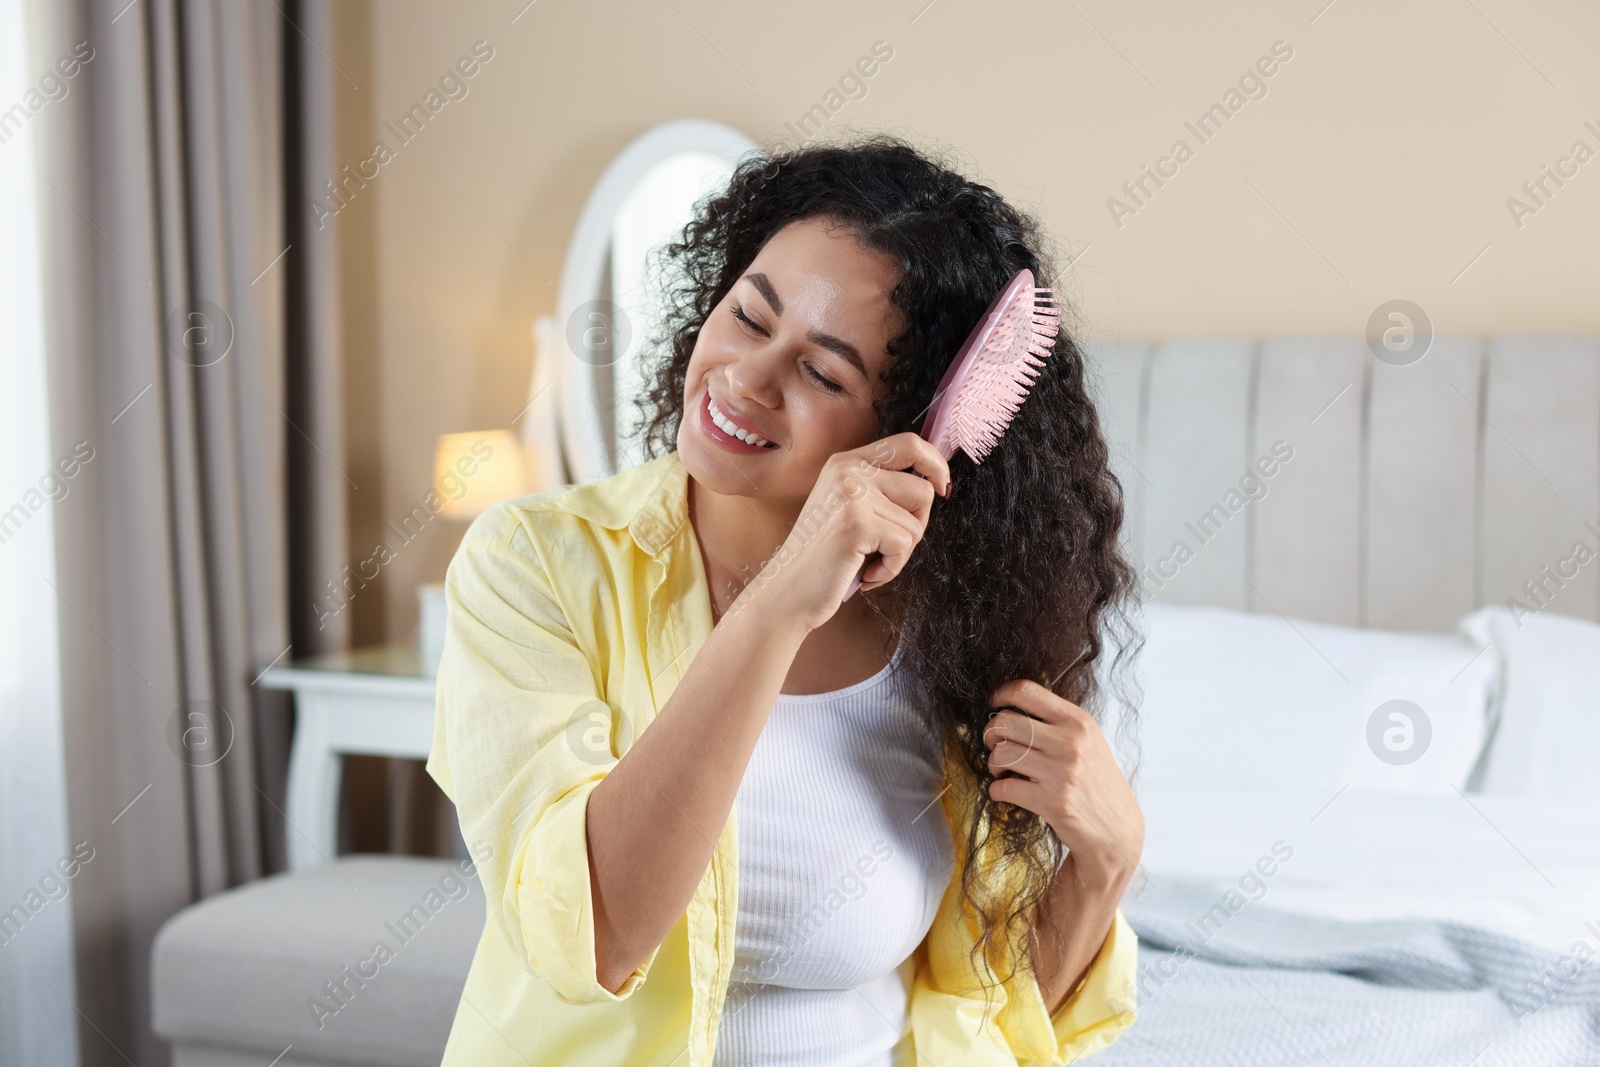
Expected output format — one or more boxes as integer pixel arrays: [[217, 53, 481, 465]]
[[1122, 602, 1498, 795], [1459, 605, 1600, 804]]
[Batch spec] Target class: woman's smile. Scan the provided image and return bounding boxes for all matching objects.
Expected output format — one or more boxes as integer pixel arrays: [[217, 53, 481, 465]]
[[699, 388, 779, 452], [677, 216, 904, 503]]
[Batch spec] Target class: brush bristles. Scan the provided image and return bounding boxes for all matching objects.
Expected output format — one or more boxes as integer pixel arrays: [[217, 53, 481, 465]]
[[948, 286, 1061, 463]]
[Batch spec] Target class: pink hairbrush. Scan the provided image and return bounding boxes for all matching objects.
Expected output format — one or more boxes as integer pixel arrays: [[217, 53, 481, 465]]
[[843, 267, 1061, 602]]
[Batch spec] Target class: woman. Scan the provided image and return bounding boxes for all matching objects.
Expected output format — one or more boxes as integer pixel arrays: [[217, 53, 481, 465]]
[[426, 134, 1144, 1066]]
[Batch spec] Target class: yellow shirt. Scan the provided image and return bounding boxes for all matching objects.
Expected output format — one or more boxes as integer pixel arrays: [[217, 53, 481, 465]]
[[425, 449, 1137, 1066]]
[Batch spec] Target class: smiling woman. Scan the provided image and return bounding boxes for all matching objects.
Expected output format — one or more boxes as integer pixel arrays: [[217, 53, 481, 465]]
[[680, 219, 902, 484], [428, 132, 1143, 1066]]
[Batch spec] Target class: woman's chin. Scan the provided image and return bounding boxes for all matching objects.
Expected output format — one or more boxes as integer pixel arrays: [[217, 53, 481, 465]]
[[679, 433, 742, 494], [686, 437, 799, 502]]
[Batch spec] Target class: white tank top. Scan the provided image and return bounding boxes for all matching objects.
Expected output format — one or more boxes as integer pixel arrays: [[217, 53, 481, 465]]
[[711, 641, 957, 1067]]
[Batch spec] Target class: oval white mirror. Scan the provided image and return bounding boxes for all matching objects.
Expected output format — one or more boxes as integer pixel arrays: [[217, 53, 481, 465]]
[[528, 119, 761, 486]]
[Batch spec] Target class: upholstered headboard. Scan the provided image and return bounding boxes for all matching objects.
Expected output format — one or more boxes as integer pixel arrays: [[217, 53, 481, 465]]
[[1085, 335, 1600, 632]]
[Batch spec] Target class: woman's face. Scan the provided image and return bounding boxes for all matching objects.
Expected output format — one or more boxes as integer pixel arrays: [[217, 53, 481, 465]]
[[677, 215, 904, 503]]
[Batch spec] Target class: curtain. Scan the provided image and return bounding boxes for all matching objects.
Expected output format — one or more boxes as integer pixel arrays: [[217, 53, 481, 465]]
[[30, 0, 347, 1062]]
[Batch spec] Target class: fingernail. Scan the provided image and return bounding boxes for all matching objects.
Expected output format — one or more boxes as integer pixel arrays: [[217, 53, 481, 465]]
[[943, 479, 952, 497]]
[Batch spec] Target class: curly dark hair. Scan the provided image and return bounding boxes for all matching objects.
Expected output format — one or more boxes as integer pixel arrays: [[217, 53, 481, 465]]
[[631, 130, 1142, 1014]]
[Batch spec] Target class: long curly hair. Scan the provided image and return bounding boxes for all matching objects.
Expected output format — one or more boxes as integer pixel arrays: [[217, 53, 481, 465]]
[[631, 131, 1142, 1011]]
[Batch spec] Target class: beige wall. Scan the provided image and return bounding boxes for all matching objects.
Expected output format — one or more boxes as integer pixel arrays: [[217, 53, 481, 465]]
[[327, 0, 1600, 645]]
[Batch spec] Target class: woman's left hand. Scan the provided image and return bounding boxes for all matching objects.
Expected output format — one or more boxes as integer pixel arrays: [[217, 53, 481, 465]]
[[982, 679, 1144, 888]]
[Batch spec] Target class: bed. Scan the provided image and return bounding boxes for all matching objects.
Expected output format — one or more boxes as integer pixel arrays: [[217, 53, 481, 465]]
[[1081, 334, 1600, 1065], [1108, 776, 1600, 1066]]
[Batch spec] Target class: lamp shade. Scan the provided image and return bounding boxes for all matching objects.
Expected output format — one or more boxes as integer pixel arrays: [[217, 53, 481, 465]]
[[432, 429, 531, 521]]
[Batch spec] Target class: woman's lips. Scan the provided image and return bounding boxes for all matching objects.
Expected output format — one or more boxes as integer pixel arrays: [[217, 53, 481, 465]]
[[698, 391, 775, 454]]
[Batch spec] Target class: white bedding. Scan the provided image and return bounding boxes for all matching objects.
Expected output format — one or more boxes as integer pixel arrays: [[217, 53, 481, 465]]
[[1133, 781, 1600, 954], [1121, 602, 1502, 797]]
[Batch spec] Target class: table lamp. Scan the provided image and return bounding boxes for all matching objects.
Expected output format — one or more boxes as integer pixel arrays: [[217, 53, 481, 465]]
[[419, 429, 535, 671], [431, 429, 532, 520]]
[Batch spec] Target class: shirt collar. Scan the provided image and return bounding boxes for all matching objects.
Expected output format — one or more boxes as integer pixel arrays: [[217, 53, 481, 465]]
[[543, 450, 689, 559]]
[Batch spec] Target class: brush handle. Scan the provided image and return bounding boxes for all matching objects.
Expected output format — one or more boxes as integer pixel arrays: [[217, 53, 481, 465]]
[[841, 495, 915, 601], [842, 559, 873, 602], [841, 446, 951, 602], [838, 268, 1052, 605], [841, 341, 972, 603]]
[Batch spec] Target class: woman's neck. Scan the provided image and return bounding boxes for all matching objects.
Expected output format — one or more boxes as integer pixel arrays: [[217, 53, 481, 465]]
[[686, 475, 801, 620], [686, 474, 896, 656]]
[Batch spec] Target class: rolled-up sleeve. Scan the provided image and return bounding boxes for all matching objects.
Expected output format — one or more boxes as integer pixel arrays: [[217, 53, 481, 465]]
[[425, 501, 661, 1005], [909, 782, 1138, 1065], [999, 908, 1139, 1064]]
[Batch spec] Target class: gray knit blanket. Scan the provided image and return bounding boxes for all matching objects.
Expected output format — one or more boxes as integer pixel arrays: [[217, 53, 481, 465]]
[[1093, 876, 1600, 1067]]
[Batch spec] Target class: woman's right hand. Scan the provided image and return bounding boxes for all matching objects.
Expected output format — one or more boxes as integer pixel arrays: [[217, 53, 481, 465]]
[[735, 432, 952, 634]]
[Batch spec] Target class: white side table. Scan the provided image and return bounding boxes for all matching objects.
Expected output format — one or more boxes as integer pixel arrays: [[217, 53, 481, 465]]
[[258, 645, 436, 871]]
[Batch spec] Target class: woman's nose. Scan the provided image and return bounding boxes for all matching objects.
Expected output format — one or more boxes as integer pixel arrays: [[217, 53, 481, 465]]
[[724, 353, 784, 407]]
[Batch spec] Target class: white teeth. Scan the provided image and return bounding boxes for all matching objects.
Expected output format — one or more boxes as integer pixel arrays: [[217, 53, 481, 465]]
[[708, 396, 773, 447]]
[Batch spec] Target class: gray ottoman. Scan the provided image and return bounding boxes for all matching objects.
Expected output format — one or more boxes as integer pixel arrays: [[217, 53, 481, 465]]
[[151, 855, 483, 1066]]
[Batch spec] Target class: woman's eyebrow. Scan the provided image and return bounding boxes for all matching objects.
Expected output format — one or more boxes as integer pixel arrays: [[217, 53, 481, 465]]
[[743, 271, 867, 378]]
